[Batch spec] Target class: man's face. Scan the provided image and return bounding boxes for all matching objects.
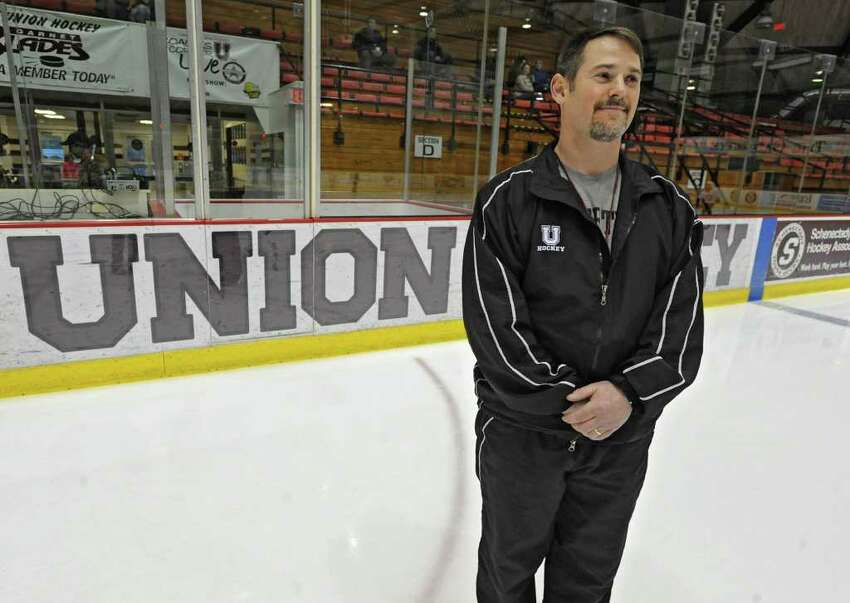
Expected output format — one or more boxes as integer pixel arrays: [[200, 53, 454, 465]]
[[551, 36, 641, 143]]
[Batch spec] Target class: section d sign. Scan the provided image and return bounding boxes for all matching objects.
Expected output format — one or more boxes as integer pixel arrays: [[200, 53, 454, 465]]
[[415, 135, 443, 159]]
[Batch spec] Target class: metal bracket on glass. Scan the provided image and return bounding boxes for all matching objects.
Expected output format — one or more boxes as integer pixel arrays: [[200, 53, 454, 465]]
[[593, 0, 618, 24], [759, 39, 777, 61], [815, 53, 836, 75]]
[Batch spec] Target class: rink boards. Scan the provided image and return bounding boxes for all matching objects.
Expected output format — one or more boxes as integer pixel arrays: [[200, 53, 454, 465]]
[[1, 214, 849, 395]]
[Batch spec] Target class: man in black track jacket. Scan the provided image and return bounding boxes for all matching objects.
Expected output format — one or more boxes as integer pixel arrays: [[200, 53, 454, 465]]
[[462, 26, 704, 603]]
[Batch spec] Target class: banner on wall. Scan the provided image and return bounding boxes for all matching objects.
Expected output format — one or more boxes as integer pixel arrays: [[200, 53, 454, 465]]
[[766, 219, 850, 281], [0, 7, 147, 94], [699, 218, 761, 291], [0, 221, 465, 370], [0, 7, 278, 106], [166, 28, 278, 106]]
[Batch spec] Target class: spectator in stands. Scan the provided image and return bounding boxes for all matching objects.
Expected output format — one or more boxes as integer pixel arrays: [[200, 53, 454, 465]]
[[506, 55, 527, 89], [353, 18, 396, 70], [533, 59, 550, 92], [96, 0, 129, 20], [513, 62, 535, 97], [697, 180, 718, 215], [414, 27, 453, 77], [128, 0, 151, 23]]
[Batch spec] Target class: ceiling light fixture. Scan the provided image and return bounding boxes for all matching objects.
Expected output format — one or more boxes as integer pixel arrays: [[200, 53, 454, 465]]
[[139, 119, 153, 125], [34, 109, 56, 115], [755, 9, 774, 30], [419, 6, 428, 17]]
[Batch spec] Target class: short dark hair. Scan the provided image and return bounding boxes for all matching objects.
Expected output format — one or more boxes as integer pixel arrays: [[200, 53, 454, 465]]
[[557, 26, 644, 85]]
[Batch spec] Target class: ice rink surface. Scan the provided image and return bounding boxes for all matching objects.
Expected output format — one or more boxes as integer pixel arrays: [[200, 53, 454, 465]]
[[2, 290, 849, 602]]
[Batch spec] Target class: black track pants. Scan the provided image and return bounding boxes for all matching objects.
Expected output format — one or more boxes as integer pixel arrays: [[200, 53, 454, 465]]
[[474, 406, 654, 603]]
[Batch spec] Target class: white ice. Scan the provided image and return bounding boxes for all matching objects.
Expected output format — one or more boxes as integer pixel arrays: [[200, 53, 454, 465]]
[[1, 290, 849, 602]]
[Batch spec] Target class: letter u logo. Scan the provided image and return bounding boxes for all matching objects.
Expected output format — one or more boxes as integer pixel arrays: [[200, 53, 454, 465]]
[[214, 42, 231, 60], [541, 225, 561, 246]]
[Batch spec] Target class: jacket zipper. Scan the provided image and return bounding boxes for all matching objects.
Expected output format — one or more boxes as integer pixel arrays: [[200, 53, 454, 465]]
[[591, 211, 639, 373], [568, 437, 577, 453]]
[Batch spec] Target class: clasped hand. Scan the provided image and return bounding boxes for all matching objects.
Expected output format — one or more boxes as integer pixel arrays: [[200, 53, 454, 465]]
[[561, 381, 632, 441]]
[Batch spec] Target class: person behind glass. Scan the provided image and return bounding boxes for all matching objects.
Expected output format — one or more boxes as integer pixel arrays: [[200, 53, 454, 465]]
[[128, 0, 151, 23], [513, 62, 535, 97], [96, 0, 129, 20], [414, 26, 453, 77], [533, 58, 551, 93], [463, 26, 704, 602], [352, 17, 396, 70]]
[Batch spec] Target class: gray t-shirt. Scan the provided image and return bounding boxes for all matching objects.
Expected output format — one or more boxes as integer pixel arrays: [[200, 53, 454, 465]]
[[558, 161, 622, 249]]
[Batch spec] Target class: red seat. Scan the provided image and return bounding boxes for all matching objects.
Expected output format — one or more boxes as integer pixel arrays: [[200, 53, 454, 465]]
[[323, 67, 339, 77], [355, 93, 379, 103], [386, 85, 406, 95], [261, 30, 281, 41], [321, 77, 335, 87], [435, 81, 452, 90], [348, 71, 368, 80], [362, 82, 384, 93], [434, 89, 452, 100], [65, 0, 94, 13], [413, 88, 428, 97], [218, 23, 242, 35], [457, 92, 474, 102], [32, 0, 63, 8], [380, 95, 404, 106], [362, 110, 388, 118], [414, 78, 428, 87], [371, 73, 392, 83], [458, 103, 474, 113], [281, 61, 295, 72], [413, 99, 426, 108], [434, 100, 452, 111], [514, 99, 531, 109], [282, 73, 299, 84], [391, 76, 407, 85]]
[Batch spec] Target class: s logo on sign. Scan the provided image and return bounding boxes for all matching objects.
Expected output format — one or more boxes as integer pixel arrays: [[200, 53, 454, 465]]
[[770, 222, 806, 279]]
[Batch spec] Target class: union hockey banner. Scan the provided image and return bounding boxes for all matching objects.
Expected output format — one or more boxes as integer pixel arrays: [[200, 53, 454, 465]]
[[0, 7, 278, 106], [0, 7, 147, 95]]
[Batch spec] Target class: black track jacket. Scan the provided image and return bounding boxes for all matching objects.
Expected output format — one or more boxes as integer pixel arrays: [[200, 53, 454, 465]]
[[462, 142, 705, 444]]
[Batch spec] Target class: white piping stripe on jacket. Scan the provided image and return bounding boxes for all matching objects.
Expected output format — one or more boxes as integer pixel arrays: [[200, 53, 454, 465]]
[[481, 169, 534, 240], [472, 225, 572, 390], [639, 266, 701, 401], [656, 270, 682, 355], [495, 255, 570, 378], [623, 355, 662, 374], [477, 416, 495, 479]]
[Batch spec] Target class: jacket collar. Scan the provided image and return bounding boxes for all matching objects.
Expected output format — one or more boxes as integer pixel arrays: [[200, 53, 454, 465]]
[[528, 141, 662, 208]]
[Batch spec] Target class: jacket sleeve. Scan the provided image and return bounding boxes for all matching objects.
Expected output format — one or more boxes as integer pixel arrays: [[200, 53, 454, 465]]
[[462, 185, 582, 415], [610, 204, 705, 420]]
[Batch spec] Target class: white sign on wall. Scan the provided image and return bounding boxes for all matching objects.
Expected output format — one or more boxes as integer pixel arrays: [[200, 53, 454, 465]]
[[0, 6, 278, 107], [415, 135, 443, 159], [0, 7, 147, 95], [166, 28, 279, 106]]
